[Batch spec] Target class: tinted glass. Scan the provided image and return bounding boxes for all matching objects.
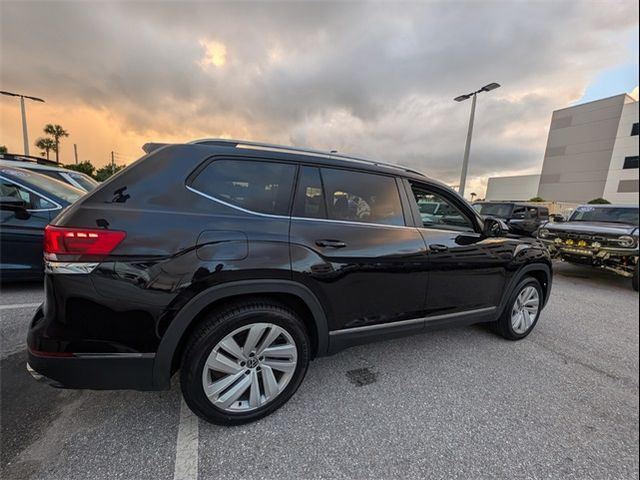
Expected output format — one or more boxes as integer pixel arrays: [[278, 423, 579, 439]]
[[320, 168, 404, 226], [63, 171, 99, 191], [623, 156, 639, 169], [411, 185, 474, 232], [539, 208, 549, 220], [191, 159, 296, 216], [569, 206, 639, 225], [293, 166, 326, 219], [473, 203, 513, 218], [631, 123, 639, 136], [0, 168, 83, 204], [0, 178, 57, 209]]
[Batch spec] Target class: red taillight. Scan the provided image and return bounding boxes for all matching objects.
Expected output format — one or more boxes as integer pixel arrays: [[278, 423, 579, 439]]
[[44, 225, 126, 261]]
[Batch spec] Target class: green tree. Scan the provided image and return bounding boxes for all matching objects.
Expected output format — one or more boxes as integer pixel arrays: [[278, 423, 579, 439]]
[[35, 137, 56, 160], [587, 197, 611, 204], [43, 124, 69, 164], [65, 161, 95, 177], [94, 164, 125, 182], [528, 196, 546, 202], [0, 145, 7, 154]]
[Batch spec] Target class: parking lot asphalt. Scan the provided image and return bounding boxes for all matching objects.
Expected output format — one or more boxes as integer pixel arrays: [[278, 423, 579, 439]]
[[1, 262, 638, 480]]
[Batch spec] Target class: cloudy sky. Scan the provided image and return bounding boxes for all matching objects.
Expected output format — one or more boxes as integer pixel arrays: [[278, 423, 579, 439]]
[[1, 1, 638, 197]]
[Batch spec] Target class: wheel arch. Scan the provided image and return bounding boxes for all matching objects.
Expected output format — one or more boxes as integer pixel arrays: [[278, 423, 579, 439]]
[[498, 262, 552, 317], [152, 280, 329, 389]]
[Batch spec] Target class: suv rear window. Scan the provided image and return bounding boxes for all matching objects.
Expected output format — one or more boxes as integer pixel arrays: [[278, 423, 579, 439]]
[[191, 159, 296, 216]]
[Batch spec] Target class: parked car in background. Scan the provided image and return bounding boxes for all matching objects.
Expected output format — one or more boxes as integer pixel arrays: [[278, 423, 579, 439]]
[[0, 166, 85, 281], [473, 201, 549, 237], [0, 154, 99, 192], [27, 139, 552, 426], [538, 204, 639, 290]]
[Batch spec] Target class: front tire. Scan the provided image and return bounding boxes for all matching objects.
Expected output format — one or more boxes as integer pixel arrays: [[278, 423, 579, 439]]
[[490, 277, 543, 340], [633, 264, 638, 292], [180, 299, 311, 425]]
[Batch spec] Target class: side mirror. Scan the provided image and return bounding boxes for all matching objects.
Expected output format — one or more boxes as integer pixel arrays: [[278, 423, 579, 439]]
[[550, 214, 565, 223], [0, 196, 31, 219], [482, 216, 506, 237]]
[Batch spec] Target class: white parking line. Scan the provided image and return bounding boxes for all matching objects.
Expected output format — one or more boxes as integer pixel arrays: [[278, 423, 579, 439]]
[[173, 397, 199, 480], [0, 303, 41, 311]]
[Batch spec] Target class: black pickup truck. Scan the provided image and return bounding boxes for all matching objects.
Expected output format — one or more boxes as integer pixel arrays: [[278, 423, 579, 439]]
[[537, 204, 639, 290]]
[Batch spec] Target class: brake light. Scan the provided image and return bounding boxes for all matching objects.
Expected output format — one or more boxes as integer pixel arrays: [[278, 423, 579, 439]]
[[44, 225, 126, 261]]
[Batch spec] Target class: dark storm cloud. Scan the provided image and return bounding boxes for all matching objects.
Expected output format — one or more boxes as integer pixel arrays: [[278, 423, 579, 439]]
[[1, 0, 637, 186]]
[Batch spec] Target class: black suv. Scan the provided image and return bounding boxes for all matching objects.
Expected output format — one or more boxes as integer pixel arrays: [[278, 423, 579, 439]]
[[473, 201, 550, 237], [27, 140, 552, 425]]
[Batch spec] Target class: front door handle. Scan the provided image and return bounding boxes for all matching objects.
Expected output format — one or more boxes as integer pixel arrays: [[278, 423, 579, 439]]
[[429, 244, 449, 252], [315, 239, 347, 249]]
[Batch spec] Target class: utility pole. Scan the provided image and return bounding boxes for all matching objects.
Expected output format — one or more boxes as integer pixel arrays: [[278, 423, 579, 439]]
[[111, 151, 115, 173], [454, 82, 501, 198], [0, 90, 45, 156], [74, 143, 79, 164], [459, 93, 477, 199]]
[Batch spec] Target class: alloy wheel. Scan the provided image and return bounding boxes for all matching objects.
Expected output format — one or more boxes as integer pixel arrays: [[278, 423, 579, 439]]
[[201, 322, 298, 413], [511, 285, 540, 334]]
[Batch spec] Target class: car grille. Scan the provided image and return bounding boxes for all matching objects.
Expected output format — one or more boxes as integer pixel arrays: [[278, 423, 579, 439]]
[[547, 230, 626, 248]]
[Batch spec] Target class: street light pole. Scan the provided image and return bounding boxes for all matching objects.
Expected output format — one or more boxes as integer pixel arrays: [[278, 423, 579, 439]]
[[459, 93, 477, 199], [0, 90, 45, 156], [454, 82, 500, 198]]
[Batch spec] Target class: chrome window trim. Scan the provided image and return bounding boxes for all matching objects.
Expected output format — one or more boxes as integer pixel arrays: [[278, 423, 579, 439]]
[[186, 185, 415, 230], [0, 174, 62, 212], [329, 306, 497, 336]]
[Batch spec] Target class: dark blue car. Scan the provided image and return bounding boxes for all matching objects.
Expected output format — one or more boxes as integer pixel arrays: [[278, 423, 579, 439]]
[[1, 166, 84, 281]]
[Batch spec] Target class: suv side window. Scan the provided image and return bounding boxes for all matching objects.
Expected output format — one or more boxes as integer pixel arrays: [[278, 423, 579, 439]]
[[293, 166, 326, 219], [191, 159, 296, 216], [538, 207, 549, 220], [410, 184, 475, 232], [0, 178, 56, 210], [320, 168, 404, 226]]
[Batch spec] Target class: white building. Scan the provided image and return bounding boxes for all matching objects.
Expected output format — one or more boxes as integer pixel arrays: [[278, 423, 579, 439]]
[[485, 174, 540, 201], [485, 93, 639, 205]]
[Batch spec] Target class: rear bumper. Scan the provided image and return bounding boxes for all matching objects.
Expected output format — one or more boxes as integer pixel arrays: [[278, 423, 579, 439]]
[[27, 350, 157, 390], [27, 304, 159, 391]]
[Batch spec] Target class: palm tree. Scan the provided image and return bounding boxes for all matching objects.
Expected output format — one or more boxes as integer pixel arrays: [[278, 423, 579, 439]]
[[35, 137, 56, 160], [43, 124, 69, 164], [470, 192, 477, 201]]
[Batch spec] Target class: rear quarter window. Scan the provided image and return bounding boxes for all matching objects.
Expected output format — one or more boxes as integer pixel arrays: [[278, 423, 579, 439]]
[[190, 159, 297, 216]]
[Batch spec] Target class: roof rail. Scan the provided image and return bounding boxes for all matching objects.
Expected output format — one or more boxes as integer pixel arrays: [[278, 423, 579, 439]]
[[189, 138, 425, 176], [0, 153, 59, 166]]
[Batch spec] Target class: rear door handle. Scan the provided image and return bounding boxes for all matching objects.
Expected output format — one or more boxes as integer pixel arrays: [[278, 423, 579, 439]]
[[315, 239, 347, 249], [429, 244, 449, 252]]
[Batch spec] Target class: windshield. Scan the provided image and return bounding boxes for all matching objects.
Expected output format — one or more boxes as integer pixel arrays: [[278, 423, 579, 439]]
[[473, 203, 514, 218], [569, 206, 639, 225], [64, 171, 99, 191], [1, 167, 84, 203]]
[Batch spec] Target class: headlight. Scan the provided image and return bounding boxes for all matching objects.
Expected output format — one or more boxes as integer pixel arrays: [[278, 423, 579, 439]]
[[617, 235, 636, 248], [538, 228, 550, 239], [554, 238, 563, 244]]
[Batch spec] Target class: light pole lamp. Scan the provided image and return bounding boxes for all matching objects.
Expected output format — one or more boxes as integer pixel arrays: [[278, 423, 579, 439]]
[[454, 82, 500, 198], [0, 90, 45, 156]]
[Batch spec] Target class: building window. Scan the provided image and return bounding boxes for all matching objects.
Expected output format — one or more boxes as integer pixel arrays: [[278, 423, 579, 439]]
[[623, 156, 639, 169], [631, 123, 639, 136]]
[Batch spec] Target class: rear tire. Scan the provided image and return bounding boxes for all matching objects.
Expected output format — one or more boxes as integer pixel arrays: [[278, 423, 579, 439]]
[[490, 277, 543, 340], [180, 299, 311, 425]]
